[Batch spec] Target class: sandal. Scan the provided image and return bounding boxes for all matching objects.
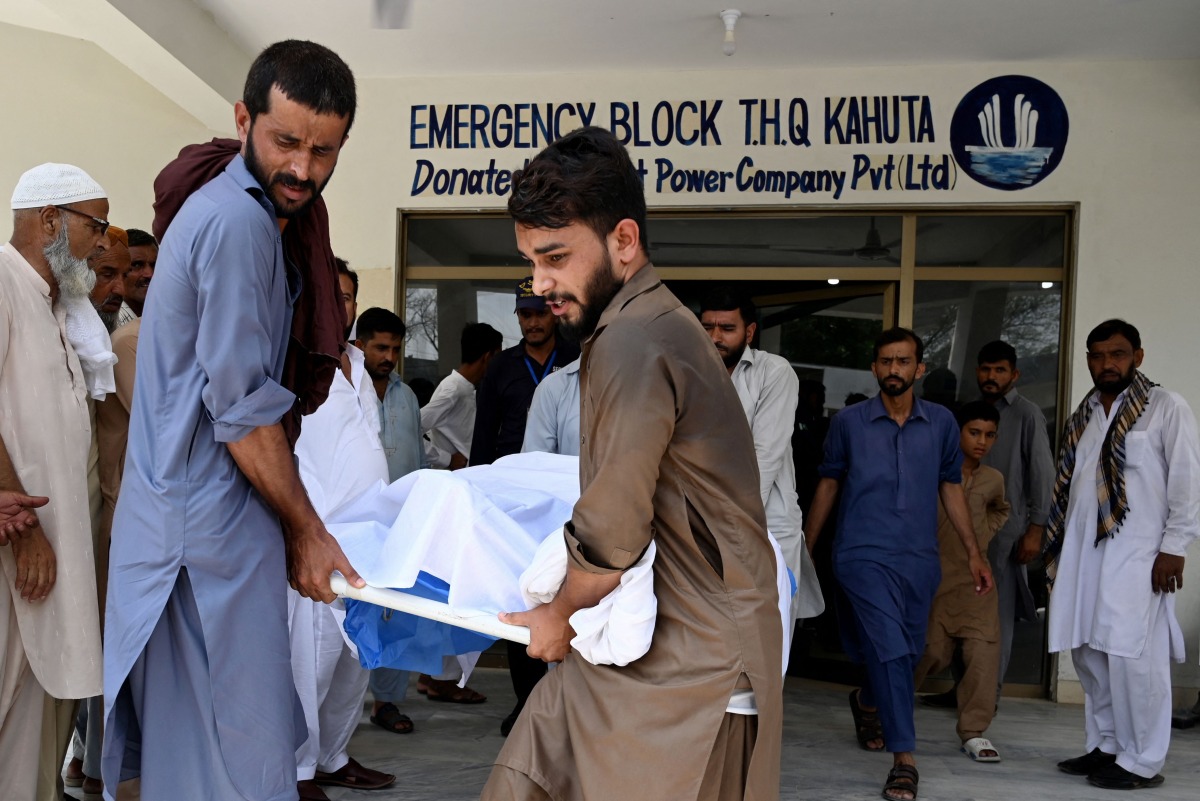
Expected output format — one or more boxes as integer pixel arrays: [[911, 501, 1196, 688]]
[[961, 737, 1001, 763], [421, 676, 487, 704], [314, 757, 396, 790], [849, 689, 885, 751], [369, 702, 414, 734], [882, 763, 919, 801]]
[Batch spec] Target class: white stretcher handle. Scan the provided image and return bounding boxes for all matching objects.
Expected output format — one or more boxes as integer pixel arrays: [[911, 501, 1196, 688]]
[[329, 573, 531, 645]]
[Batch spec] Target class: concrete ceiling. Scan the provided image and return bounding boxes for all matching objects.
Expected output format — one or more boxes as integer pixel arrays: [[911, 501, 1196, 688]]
[[188, 0, 1200, 75], [2, 0, 1198, 127]]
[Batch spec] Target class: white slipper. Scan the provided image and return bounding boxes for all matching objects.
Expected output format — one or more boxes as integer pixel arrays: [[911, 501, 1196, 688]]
[[961, 737, 1002, 762]]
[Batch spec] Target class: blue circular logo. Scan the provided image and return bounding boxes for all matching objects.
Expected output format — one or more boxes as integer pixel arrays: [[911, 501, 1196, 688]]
[[950, 75, 1069, 190]]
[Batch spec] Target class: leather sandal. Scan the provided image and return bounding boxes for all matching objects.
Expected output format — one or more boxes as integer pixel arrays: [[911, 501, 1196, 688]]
[[314, 757, 396, 790], [882, 763, 919, 801], [369, 702, 414, 734], [849, 689, 885, 751], [421, 676, 487, 704]]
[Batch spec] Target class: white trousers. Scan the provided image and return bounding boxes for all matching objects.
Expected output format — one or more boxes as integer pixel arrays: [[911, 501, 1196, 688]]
[[288, 590, 370, 781], [1071, 602, 1174, 778]]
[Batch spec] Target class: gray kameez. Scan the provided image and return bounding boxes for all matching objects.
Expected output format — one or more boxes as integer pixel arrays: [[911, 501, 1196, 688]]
[[101, 156, 304, 800], [492, 265, 783, 801]]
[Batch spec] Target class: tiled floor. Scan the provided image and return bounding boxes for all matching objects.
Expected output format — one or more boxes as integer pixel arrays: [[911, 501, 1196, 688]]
[[69, 668, 1200, 800]]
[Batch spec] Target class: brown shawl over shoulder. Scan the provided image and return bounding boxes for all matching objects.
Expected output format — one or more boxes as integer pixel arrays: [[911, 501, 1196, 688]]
[[151, 138, 344, 447]]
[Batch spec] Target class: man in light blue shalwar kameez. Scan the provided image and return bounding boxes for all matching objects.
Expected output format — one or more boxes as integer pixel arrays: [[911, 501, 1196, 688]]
[[101, 41, 362, 801]]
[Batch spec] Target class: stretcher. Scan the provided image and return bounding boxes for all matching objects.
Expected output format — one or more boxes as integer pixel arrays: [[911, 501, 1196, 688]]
[[330, 573, 532, 646]]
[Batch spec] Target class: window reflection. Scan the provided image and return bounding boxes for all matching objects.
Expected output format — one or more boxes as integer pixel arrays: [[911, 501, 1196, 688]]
[[915, 215, 1065, 267]]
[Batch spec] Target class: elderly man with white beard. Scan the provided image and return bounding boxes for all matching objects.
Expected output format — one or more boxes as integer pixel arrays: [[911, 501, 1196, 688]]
[[0, 163, 109, 799]]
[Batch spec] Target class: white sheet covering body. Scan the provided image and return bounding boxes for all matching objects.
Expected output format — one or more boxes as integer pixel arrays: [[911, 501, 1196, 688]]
[[329, 453, 793, 677]]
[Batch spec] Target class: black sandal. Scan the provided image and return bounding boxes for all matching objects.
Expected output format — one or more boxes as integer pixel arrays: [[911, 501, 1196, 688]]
[[369, 702, 414, 734], [849, 689, 885, 751], [882, 764, 919, 801]]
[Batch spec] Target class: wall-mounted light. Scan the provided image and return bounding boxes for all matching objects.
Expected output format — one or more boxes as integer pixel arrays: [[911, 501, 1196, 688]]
[[827, 278, 841, 286], [1041, 281, 1054, 289], [720, 9, 741, 56]]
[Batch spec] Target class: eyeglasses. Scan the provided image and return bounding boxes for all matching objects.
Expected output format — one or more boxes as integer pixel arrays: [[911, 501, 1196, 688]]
[[55, 205, 110, 237]]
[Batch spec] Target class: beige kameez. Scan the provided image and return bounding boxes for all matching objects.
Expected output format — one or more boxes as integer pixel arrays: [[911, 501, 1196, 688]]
[[490, 265, 783, 801], [0, 245, 102, 798], [914, 464, 1009, 740], [95, 316, 139, 612]]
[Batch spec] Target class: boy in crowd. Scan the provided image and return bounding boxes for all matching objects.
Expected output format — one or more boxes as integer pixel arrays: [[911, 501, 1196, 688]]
[[914, 400, 1010, 762]]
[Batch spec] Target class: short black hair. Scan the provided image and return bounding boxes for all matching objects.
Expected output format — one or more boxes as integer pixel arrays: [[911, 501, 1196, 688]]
[[873, 327, 924, 363], [355, 307, 405, 342], [335, 256, 358, 299], [508, 126, 649, 254], [956, 400, 1001, 429], [243, 40, 357, 134], [461, 323, 502, 364], [699, 286, 757, 327], [1086, 319, 1141, 351], [977, 340, 1017, 368], [126, 228, 157, 248]]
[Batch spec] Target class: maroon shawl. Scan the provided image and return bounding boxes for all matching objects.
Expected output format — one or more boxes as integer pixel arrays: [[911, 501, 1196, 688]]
[[152, 138, 345, 448]]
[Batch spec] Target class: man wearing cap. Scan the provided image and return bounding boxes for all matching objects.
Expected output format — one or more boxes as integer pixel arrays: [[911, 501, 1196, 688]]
[[88, 227, 130, 333], [0, 162, 108, 799], [471, 277, 580, 735]]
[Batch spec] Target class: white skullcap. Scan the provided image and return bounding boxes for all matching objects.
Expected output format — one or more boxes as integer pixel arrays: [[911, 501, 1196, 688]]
[[11, 163, 106, 210]]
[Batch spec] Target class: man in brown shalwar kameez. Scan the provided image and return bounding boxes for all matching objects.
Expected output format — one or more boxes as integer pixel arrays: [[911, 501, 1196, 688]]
[[484, 127, 783, 801]]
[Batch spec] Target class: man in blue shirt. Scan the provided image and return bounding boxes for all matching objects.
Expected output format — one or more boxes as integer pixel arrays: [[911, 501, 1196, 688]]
[[804, 327, 993, 801], [103, 41, 365, 801], [522, 357, 580, 457]]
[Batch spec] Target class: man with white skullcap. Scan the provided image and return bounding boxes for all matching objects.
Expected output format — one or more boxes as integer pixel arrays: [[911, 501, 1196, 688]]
[[0, 163, 109, 799]]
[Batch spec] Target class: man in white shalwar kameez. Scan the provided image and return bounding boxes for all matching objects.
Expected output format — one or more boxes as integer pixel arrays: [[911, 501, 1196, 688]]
[[0, 164, 109, 800], [291, 344, 396, 800], [1045, 319, 1199, 790]]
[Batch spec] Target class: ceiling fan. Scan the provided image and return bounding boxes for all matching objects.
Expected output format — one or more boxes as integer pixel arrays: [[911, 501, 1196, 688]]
[[651, 217, 927, 265], [372, 0, 413, 28], [846, 217, 894, 261]]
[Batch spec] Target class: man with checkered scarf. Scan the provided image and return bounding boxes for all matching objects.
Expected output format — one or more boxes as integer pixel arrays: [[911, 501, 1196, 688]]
[[1043, 318, 1200, 791]]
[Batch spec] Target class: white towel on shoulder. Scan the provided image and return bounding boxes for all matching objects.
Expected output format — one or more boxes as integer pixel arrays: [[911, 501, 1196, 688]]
[[60, 294, 115, 399]]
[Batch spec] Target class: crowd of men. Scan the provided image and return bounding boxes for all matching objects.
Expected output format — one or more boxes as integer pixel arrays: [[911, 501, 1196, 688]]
[[0, 37, 1196, 801]]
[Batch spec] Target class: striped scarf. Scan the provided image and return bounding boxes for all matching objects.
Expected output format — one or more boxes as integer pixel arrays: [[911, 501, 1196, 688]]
[[1043, 369, 1156, 585]]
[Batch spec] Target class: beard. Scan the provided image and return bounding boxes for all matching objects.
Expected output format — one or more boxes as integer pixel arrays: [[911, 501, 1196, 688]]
[[96, 307, 119, 332], [552, 251, 623, 342], [244, 132, 330, 219], [877, 374, 915, 397], [365, 360, 395, 382], [44, 224, 96, 299], [1094, 364, 1136, 395], [717, 340, 747, 369], [978, 379, 1013, 400]]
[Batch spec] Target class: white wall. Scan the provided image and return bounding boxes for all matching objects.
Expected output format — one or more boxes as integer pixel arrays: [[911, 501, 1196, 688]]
[[0, 22, 226, 235]]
